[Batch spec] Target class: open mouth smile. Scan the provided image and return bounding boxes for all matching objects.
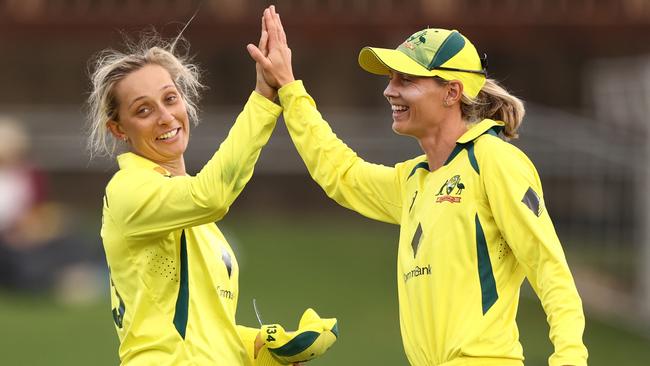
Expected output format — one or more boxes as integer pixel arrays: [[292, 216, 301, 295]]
[[156, 127, 180, 141]]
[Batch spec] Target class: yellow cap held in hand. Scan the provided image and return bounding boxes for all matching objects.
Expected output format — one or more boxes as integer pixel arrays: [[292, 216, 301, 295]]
[[260, 308, 338, 364]]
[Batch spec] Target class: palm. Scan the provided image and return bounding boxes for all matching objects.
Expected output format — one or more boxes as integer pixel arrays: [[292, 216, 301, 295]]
[[247, 6, 295, 90]]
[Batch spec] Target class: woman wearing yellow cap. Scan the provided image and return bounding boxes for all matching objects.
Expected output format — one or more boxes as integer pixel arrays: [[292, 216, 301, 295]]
[[248, 6, 588, 366]]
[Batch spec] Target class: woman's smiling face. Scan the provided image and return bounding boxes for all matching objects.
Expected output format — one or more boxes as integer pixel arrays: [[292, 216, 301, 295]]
[[383, 71, 449, 138], [108, 63, 190, 165]]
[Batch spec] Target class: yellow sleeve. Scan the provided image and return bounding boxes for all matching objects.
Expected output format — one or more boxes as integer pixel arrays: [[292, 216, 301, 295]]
[[236, 325, 287, 366], [480, 139, 588, 366], [108, 92, 281, 239], [236, 325, 259, 365], [278, 80, 402, 224]]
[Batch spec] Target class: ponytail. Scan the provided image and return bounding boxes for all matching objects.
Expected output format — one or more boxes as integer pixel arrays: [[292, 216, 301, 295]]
[[460, 78, 525, 140]]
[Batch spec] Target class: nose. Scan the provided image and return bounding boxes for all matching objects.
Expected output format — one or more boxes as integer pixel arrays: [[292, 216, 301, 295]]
[[383, 77, 399, 101], [158, 105, 175, 125]]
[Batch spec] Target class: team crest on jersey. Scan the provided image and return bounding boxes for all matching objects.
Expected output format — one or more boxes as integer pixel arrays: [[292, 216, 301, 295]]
[[435, 174, 465, 203]]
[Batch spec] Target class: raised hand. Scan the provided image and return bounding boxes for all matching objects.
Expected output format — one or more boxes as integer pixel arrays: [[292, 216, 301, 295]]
[[252, 10, 277, 100], [247, 5, 295, 89]]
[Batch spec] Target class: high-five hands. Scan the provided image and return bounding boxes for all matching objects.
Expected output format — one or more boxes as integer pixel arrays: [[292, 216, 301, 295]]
[[251, 7, 276, 100], [247, 5, 295, 91]]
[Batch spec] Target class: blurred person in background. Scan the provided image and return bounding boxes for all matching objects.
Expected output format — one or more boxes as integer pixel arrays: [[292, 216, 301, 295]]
[[248, 6, 588, 366], [0, 118, 100, 296], [85, 25, 336, 365]]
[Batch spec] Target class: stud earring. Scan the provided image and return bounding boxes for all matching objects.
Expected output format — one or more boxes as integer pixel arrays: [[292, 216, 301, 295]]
[[122, 136, 128, 142]]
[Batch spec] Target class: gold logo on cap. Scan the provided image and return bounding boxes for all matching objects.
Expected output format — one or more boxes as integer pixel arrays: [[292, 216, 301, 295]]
[[403, 41, 415, 50], [404, 30, 427, 49]]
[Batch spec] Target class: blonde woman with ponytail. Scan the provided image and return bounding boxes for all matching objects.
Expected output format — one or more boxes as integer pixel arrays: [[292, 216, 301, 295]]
[[250, 6, 587, 366]]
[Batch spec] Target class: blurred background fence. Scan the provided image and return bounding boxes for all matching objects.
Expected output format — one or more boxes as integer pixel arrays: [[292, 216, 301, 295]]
[[1, 0, 650, 365]]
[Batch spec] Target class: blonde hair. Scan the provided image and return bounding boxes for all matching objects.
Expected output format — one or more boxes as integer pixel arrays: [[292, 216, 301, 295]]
[[86, 34, 204, 159], [460, 78, 525, 140]]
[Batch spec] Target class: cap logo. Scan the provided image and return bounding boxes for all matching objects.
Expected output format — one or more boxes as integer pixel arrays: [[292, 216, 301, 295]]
[[403, 30, 427, 50]]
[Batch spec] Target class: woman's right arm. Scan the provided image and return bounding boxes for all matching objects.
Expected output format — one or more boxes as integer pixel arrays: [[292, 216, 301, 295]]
[[248, 6, 401, 224], [278, 81, 402, 224]]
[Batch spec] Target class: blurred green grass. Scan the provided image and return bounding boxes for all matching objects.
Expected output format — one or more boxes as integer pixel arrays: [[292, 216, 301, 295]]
[[0, 213, 648, 365]]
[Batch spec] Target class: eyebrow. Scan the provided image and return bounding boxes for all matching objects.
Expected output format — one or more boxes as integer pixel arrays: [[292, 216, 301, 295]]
[[127, 84, 176, 109]]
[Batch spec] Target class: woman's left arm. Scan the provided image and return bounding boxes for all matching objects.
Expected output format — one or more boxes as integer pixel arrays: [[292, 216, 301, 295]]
[[109, 94, 281, 239], [481, 140, 588, 366]]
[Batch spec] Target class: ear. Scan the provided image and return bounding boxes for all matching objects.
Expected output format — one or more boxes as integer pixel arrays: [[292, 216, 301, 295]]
[[106, 120, 128, 141], [446, 81, 464, 104]]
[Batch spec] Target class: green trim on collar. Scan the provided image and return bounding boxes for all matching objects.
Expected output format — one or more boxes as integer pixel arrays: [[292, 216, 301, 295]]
[[407, 161, 430, 179], [456, 119, 504, 144], [444, 119, 504, 170], [444, 144, 466, 166]]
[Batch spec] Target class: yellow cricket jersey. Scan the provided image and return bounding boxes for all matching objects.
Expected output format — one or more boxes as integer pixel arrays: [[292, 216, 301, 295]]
[[279, 80, 588, 366], [100, 91, 282, 366]]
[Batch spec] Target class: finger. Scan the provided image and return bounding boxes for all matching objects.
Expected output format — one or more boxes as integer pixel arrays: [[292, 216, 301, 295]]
[[261, 10, 267, 32], [264, 7, 278, 47], [246, 44, 271, 67], [269, 5, 282, 47], [276, 12, 287, 45], [260, 29, 269, 56], [259, 17, 269, 55]]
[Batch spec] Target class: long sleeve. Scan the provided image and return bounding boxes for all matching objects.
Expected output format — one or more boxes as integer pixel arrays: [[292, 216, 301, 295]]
[[237, 325, 295, 366], [480, 140, 588, 366], [278, 80, 402, 224], [106, 91, 282, 239], [236, 325, 260, 365]]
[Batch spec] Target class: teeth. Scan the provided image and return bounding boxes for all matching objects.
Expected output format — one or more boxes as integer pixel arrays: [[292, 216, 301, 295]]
[[391, 105, 409, 111], [157, 128, 179, 140]]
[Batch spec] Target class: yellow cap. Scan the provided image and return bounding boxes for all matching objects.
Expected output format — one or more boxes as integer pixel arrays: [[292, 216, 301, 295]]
[[358, 28, 487, 98]]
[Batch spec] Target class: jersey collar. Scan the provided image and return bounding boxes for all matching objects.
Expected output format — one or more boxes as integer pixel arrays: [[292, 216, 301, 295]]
[[408, 119, 505, 177], [117, 152, 172, 177], [442, 119, 505, 170], [456, 119, 505, 144]]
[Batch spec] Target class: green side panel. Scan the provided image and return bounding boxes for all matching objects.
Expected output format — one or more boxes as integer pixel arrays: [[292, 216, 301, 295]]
[[429, 31, 466, 69], [475, 215, 498, 314], [173, 231, 189, 338]]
